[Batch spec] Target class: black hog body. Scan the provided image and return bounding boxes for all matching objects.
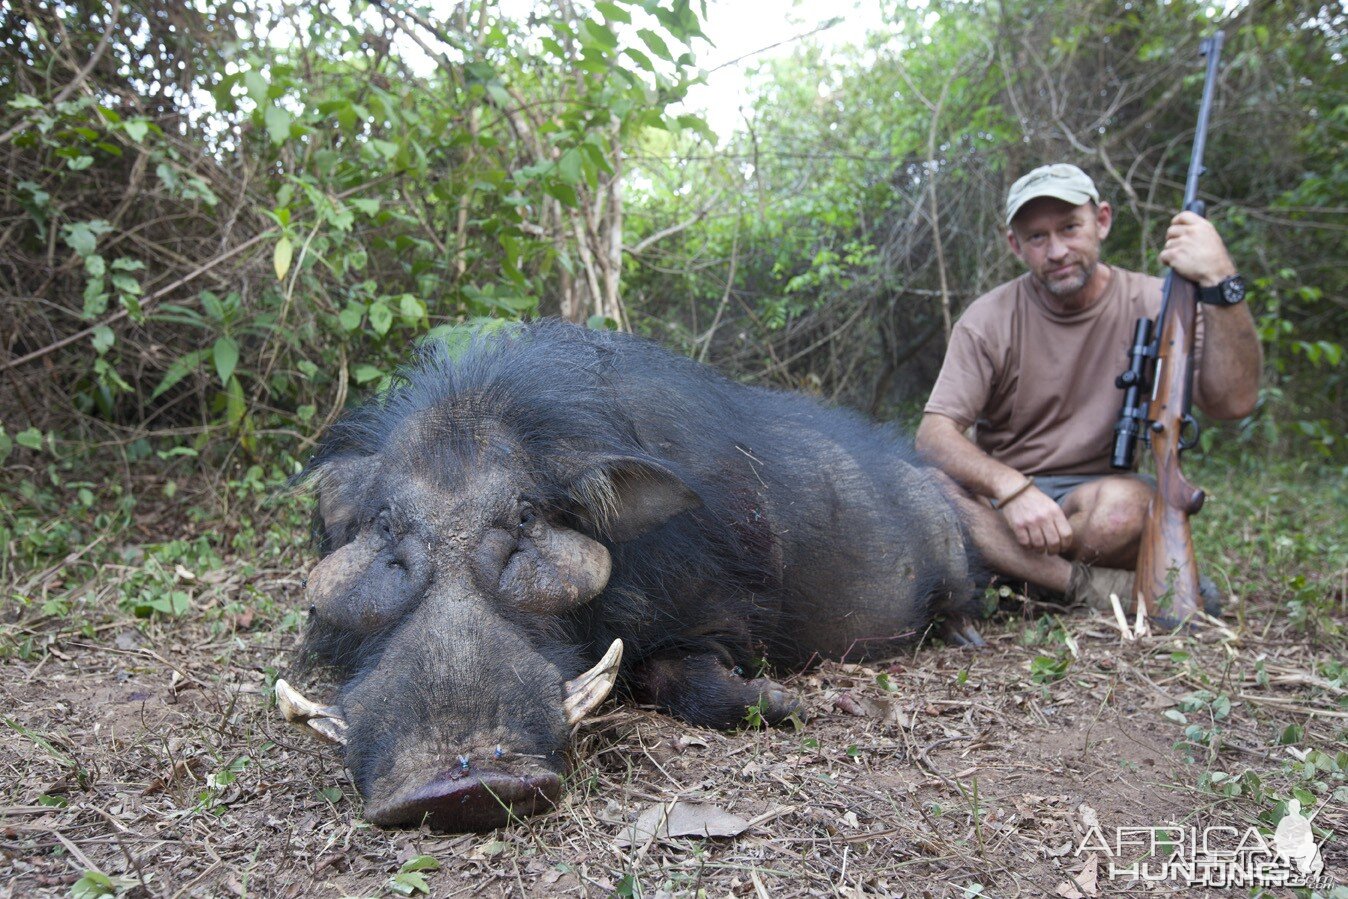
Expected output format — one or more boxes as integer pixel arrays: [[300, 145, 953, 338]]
[[297, 320, 976, 830]]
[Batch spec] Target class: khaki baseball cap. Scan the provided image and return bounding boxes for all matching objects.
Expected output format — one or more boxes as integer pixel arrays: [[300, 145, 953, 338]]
[[1005, 163, 1100, 226]]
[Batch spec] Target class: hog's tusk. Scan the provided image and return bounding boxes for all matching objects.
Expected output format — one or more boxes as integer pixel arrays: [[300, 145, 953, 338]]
[[562, 638, 624, 726], [275, 678, 349, 746], [275, 678, 341, 720]]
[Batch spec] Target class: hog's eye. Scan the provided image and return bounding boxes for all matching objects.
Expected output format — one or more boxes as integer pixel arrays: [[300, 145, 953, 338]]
[[518, 503, 537, 530], [376, 511, 395, 542]]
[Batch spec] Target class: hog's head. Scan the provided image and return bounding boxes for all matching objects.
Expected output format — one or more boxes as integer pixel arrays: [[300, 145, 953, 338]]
[[281, 426, 699, 831]]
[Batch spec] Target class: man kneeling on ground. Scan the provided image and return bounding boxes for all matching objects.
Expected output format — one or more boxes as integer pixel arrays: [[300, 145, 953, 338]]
[[915, 164, 1262, 611]]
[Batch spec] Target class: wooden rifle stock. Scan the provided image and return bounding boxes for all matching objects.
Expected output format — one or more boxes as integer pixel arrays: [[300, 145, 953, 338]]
[[1135, 276, 1205, 622], [1116, 31, 1224, 625]]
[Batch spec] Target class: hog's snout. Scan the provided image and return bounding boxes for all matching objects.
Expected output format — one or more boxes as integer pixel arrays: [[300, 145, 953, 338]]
[[331, 631, 624, 832], [364, 767, 563, 831], [334, 597, 580, 832]]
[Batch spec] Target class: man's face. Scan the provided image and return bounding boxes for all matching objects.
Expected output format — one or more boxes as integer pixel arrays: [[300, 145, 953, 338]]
[[1007, 198, 1112, 306]]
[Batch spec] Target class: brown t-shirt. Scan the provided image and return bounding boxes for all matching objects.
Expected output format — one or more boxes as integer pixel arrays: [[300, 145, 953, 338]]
[[925, 267, 1201, 476]]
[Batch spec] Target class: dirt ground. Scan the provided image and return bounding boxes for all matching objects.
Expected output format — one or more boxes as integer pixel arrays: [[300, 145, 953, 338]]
[[3, 574, 1345, 899]]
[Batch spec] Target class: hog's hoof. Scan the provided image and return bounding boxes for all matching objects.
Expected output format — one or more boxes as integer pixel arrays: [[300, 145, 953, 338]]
[[748, 678, 800, 724], [365, 770, 563, 832], [939, 616, 986, 648]]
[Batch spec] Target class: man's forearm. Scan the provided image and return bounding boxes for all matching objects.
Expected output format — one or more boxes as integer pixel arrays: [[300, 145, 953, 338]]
[[915, 414, 1030, 502], [917, 413, 1076, 557], [1160, 213, 1262, 420], [1195, 302, 1262, 419]]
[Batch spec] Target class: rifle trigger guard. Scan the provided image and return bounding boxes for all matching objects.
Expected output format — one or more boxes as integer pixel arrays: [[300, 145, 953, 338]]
[[1179, 414, 1201, 452]]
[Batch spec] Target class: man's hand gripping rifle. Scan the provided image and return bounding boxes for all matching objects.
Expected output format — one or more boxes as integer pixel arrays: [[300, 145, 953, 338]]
[[1111, 32, 1224, 625]]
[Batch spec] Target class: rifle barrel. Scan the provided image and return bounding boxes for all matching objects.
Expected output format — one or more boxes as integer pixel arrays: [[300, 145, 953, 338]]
[[1156, 32, 1224, 349], [1183, 31, 1224, 210]]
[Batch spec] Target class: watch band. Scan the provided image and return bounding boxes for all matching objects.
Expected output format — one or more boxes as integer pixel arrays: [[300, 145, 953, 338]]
[[1197, 274, 1245, 306]]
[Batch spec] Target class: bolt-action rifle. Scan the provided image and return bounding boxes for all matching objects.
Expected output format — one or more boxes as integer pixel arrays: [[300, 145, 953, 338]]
[[1110, 31, 1224, 624]]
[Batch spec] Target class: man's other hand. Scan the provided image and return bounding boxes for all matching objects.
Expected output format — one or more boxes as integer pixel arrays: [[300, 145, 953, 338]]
[[1158, 211, 1237, 287], [1000, 486, 1074, 555]]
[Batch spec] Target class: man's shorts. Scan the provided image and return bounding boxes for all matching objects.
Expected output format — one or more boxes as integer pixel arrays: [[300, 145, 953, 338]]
[[1035, 472, 1157, 507]]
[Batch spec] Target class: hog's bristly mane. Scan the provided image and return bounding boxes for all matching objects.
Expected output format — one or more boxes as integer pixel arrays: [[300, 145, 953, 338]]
[[313, 322, 656, 474]]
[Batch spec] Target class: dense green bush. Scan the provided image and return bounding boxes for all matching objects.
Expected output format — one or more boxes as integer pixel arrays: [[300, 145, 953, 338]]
[[0, 0, 708, 467]]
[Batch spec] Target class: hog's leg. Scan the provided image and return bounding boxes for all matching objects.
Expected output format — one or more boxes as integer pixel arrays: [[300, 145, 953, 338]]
[[630, 652, 799, 728]]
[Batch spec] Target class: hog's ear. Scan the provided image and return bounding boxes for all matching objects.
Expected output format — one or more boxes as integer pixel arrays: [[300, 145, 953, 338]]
[[568, 456, 702, 542], [308, 455, 371, 553]]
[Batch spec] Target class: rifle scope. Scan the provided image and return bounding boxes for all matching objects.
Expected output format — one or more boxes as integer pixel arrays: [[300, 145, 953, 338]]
[[1111, 316, 1154, 470]]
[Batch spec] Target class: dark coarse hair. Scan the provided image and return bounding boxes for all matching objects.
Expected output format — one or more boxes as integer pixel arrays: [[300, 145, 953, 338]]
[[300, 319, 973, 680]]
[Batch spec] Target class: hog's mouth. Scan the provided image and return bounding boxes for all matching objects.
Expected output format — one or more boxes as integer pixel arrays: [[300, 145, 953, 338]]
[[276, 638, 623, 830]]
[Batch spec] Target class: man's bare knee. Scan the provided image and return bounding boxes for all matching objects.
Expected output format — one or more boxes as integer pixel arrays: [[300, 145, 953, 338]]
[[1066, 477, 1149, 516], [1068, 477, 1152, 561], [1096, 479, 1151, 526]]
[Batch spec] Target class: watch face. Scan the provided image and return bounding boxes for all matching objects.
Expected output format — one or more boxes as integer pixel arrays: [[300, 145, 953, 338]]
[[1222, 276, 1246, 305]]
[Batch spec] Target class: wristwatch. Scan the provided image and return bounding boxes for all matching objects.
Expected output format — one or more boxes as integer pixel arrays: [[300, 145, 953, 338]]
[[1197, 274, 1246, 306]]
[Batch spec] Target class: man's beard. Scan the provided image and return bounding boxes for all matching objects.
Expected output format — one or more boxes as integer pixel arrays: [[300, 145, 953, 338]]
[[1039, 259, 1096, 297]]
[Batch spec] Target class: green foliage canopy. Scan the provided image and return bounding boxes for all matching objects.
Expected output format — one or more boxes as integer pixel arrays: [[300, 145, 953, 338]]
[[0, 0, 709, 462]]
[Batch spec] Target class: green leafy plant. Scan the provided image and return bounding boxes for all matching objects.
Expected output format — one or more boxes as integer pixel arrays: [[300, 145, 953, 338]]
[[387, 855, 440, 897], [71, 870, 125, 899], [1029, 653, 1071, 685]]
